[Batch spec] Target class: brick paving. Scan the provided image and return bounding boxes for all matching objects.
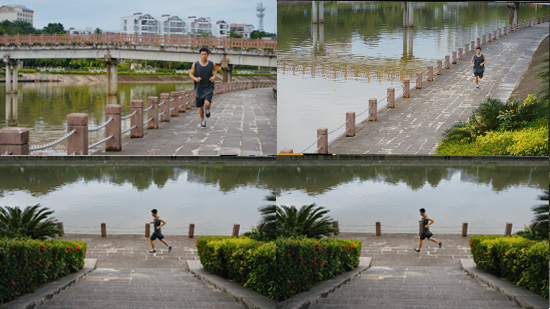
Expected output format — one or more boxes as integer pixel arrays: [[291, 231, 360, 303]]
[[329, 22, 549, 155]]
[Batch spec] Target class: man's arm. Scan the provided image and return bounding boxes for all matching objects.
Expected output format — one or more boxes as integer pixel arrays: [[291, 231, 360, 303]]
[[157, 218, 167, 229], [481, 55, 486, 66], [189, 63, 200, 82], [425, 217, 434, 228], [471, 55, 475, 67], [210, 62, 217, 82]]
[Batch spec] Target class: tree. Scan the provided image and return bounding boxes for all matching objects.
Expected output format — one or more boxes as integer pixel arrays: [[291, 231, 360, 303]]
[[0, 204, 62, 239], [530, 190, 549, 239], [95, 28, 102, 34], [41, 23, 66, 34], [228, 30, 242, 38], [250, 30, 276, 39]]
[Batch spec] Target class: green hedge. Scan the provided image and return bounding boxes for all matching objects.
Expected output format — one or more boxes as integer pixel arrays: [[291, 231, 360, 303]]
[[196, 236, 362, 301], [0, 238, 87, 304], [470, 235, 548, 298]]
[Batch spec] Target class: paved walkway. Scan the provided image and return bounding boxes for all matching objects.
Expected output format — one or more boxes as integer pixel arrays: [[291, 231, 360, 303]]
[[35, 235, 244, 308], [314, 233, 521, 308], [329, 22, 549, 155], [95, 87, 277, 156]]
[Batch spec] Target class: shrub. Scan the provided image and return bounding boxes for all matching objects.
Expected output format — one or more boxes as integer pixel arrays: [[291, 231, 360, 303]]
[[469, 235, 548, 297], [0, 238, 86, 304], [0, 205, 62, 239], [477, 127, 548, 156]]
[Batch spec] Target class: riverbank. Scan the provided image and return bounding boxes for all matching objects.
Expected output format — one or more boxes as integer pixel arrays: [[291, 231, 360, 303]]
[[509, 34, 549, 102]]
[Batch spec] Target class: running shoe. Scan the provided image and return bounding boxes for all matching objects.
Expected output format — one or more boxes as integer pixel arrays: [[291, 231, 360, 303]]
[[414, 248, 420, 253], [168, 246, 172, 252], [439, 242, 442, 248], [205, 107, 211, 118], [149, 249, 156, 253], [476, 84, 479, 88], [201, 120, 206, 128]]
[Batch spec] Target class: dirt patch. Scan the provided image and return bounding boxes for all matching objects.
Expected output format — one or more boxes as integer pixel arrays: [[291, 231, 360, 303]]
[[508, 35, 549, 102]]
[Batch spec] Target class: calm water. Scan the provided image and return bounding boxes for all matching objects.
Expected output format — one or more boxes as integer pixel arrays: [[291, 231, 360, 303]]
[[1, 82, 194, 155], [0, 162, 546, 235], [277, 2, 550, 152]]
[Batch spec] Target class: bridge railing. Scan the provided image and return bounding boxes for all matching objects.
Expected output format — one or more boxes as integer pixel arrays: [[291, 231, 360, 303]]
[[0, 80, 276, 155], [0, 33, 277, 51]]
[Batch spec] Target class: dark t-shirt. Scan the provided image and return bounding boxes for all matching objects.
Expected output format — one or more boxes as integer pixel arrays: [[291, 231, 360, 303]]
[[421, 216, 431, 236], [473, 54, 485, 72], [153, 217, 162, 235], [193, 60, 215, 99]]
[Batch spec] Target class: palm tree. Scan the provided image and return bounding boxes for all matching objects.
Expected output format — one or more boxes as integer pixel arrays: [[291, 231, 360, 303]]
[[0, 204, 61, 239], [530, 190, 549, 239]]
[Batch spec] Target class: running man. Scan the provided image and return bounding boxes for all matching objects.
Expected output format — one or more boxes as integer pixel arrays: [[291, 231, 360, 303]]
[[414, 208, 442, 252], [149, 209, 172, 253], [189, 47, 217, 128], [471, 46, 486, 88]]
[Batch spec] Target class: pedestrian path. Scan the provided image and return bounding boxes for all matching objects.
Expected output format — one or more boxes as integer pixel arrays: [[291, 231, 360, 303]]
[[329, 22, 549, 155]]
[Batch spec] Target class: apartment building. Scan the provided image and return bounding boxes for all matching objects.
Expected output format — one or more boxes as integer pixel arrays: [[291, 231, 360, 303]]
[[120, 13, 158, 35], [230, 23, 254, 38], [0, 4, 33, 25], [121, 13, 228, 37]]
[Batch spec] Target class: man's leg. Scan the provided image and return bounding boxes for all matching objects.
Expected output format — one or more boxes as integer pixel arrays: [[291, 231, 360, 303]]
[[428, 237, 442, 248], [199, 106, 204, 120], [150, 239, 155, 250], [418, 239, 423, 249], [160, 239, 169, 247], [475, 76, 479, 85], [205, 100, 211, 110]]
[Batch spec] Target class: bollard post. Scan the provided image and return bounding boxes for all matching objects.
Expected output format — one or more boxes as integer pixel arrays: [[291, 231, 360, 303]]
[[104, 104, 121, 151], [504, 222, 512, 236], [178, 91, 186, 113], [333, 220, 339, 235], [376, 221, 381, 236], [101, 222, 106, 237], [445, 55, 450, 69], [487, 32, 491, 42], [461, 222, 468, 237], [436, 60, 442, 75], [427, 66, 433, 82], [471, 40, 475, 52], [492, 30, 496, 40], [458, 48, 463, 60], [403, 78, 410, 97], [464, 43, 469, 56], [159, 93, 170, 122], [415, 72, 422, 89], [57, 221, 64, 236], [189, 90, 195, 109], [498, 28, 502, 37], [66, 113, 88, 155], [280, 148, 294, 153], [0, 127, 29, 155], [147, 96, 159, 129], [232, 223, 240, 237], [368, 98, 377, 121], [387, 87, 395, 108], [188, 223, 195, 238], [170, 92, 179, 117], [130, 100, 143, 138], [476, 37, 480, 47], [145, 223, 150, 238], [345, 112, 355, 137], [452, 51, 457, 64], [316, 127, 328, 154]]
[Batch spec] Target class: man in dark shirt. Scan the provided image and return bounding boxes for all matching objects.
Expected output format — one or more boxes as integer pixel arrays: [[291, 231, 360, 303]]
[[189, 47, 217, 128], [149, 209, 172, 253], [414, 208, 442, 252]]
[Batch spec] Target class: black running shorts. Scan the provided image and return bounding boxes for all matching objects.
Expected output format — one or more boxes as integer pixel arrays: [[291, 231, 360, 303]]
[[150, 233, 164, 241], [196, 92, 213, 108]]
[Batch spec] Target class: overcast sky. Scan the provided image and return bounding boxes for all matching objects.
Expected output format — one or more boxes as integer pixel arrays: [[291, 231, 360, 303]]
[[19, 0, 276, 34]]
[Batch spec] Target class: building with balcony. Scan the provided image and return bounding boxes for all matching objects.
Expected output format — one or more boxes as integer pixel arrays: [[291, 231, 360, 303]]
[[159, 14, 184, 36], [0, 4, 33, 25], [230, 23, 254, 39], [121, 13, 228, 38], [120, 13, 158, 35]]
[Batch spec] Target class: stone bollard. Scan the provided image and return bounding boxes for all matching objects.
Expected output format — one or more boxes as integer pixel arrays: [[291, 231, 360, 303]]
[[232, 223, 240, 237], [458, 48, 463, 60], [464, 43, 469, 56], [416, 72, 422, 89], [487, 32, 491, 42], [159, 93, 170, 122], [482, 35, 486, 45], [436, 60, 442, 75], [504, 222, 512, 236], [66, 113, 88, 155], [188, 223, 195, 238], [145, 223, 150, 238], [333, 220, 339, 235], [493, 30, 496, 40], [57, 221, 64, 236], [279, 148, 294, 153], [104, 104, 121, 151], [316, 127, 328, 154], [0, 127, 29, 155], [376, 221, 381, 236], [178, 91, 187, 113], [498, 28, 502, 37], [452, 51, 457, 64], [345, 112, 355, 137], [170, 92, 179, 117], [445, 55, 450, 69], [471, 40, 475, 52], [508, 24, 512, 33], [101, 222, 106, 237], [387, 87, 395, 108], [427, 66, 433, 81], [461, 222, 468, 237], [368, 98, 377, 121], [130, 100, 143, 138], [147, 96, 159, 129], [403, 79, 410, 97]]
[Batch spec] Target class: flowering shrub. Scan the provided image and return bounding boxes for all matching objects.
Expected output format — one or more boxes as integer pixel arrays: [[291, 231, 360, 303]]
[[0, 238, 86, 304], [469, 235, 548, 297]]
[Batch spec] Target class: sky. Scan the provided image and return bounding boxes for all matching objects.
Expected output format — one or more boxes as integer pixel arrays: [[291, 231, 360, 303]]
[[18, 0, 276, 34]]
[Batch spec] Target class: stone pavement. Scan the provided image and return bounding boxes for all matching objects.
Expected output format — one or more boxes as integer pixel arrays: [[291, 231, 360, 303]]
[[313, 233, 521, 308], [329, 22, 550, 155], [95, 87, 277, 156], [34, 234, 245, 309]]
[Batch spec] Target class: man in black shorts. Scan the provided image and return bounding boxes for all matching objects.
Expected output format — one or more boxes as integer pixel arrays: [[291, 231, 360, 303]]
[[189, 47, 217, 128], [149, 209, 172, 253], [414, 208, 442, 252], [471, 46, 486, 89]]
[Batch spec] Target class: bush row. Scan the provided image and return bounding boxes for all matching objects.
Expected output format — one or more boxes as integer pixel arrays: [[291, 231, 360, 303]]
[[470, 235, 548, 298], [0, 238, 87, 304], [196, 236, 361, 301]]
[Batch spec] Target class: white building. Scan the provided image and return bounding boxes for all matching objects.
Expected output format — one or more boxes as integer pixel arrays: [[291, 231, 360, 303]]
[[121, 13, 227, 37], [213, 20, 229, 37], [68, 27, 94, 35], [159, 14, 184, 36], [0, 4, 33, 25], [230, 23, 254, 39], [120, 13, 158, 35]]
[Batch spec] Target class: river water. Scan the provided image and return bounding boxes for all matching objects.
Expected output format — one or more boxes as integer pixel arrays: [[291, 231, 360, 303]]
[[0, 161, 546, 235], [277, 1, 550, 152], [1, 82, 194, 155]]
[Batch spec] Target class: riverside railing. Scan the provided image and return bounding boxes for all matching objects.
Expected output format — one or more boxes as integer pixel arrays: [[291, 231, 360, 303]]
[[289, 16, 549, 154], [0, 80, 276, 155]]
